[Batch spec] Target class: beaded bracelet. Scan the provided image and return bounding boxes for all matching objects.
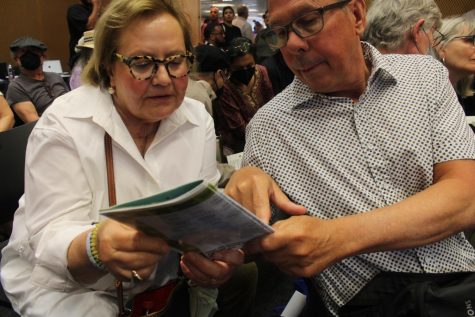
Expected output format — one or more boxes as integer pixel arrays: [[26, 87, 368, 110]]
[[86, 223, 106, 270]]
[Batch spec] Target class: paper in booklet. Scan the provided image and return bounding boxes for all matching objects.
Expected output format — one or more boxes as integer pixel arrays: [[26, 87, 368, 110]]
[[100, 180, 274, 256]]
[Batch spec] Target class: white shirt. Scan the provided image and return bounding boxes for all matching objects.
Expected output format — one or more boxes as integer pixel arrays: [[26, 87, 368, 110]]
[[232, 16, 253, 42], [1, 85, 220, 317]]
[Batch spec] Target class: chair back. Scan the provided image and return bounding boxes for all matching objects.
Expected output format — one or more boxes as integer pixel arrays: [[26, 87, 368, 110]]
[[0, 121, 37, 222]]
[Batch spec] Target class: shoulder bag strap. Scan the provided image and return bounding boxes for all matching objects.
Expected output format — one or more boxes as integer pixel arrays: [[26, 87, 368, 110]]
[[104, 132, 128, 317]]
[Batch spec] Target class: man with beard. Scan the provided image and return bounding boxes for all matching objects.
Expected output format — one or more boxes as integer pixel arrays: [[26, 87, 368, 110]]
[[6, 37, 70, 126]]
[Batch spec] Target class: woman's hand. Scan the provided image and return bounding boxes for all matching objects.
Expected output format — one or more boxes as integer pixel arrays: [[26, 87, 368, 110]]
[[180, 249, 244, 288], [225, 166, 307, 223], [97, 219, 170, 281]]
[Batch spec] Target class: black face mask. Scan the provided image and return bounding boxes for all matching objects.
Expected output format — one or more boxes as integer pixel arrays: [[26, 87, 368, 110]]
[[20, 51, 41, 70], [231, 67, 255, 85], [215, 86, 224, 98]]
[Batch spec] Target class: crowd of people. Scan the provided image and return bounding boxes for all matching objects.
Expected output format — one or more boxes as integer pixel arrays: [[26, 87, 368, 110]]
[[0, 0, 474, 316]]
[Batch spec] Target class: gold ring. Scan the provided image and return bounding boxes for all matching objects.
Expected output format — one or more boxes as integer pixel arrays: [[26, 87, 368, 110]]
[[131, 270, 143, 281]]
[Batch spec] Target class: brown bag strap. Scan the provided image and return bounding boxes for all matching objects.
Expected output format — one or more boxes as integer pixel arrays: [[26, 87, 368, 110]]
[[104, 133, 128, 317], [104, 132, 116, 206]]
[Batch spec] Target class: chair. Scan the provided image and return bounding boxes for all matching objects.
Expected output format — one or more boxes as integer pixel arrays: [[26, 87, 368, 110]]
[[0, 121, 37, 223]]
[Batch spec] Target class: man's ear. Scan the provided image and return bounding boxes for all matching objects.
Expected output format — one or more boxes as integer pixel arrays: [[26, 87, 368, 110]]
[[351, 0, 367, 37], [411, 18, 425, 41]]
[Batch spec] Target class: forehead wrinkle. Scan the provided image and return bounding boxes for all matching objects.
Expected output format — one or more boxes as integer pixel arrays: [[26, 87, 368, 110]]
[[268, 0, 327, 26]]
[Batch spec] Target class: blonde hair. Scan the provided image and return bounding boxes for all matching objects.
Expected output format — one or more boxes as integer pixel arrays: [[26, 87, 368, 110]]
[[82, 0, 192, 89]]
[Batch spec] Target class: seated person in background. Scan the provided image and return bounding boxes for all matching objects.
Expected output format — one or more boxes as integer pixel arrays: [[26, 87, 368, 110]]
[[433, 14, 475, 118], [221, 6, 242, 47], [261, 50, 294, 95], [187, 44, 230, 117], [67, 0, 102, 68], [0, 1, 243, 316], [364, 0, 441, 54], [225, 0, 475, 315], [217, 37, 273, 155], [0, 92, 14, 132], [6, 37, 70, 126], [254, 11, 275, 64], [203, 22, 226, 49], [69, 30, 95, 90]]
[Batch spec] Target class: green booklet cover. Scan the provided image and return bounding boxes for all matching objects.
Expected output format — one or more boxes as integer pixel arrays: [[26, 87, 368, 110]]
[[100, 180, 274, 256]]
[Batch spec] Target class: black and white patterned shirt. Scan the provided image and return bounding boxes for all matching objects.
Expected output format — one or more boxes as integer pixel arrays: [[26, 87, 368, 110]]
[[243, 43, 475, 315]]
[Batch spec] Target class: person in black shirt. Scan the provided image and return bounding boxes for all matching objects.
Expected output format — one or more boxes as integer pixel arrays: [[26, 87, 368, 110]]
[[67, 0, 102, 68], [222, 6, 242, 47]]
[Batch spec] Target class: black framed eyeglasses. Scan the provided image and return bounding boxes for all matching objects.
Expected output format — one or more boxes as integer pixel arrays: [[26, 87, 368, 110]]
[[115, 52, 194, 80], [452, 34, 475, 46], [262, 0, 351, 49], [432, 29, 446, 47]]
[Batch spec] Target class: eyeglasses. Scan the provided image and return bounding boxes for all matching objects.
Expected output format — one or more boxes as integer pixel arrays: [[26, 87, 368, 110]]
[[432, 29, 446, 47], [115, 52, 194, 80], [452, 35, 475, 46], [262, 0, 351, 49], [433, 30, 475, 48]]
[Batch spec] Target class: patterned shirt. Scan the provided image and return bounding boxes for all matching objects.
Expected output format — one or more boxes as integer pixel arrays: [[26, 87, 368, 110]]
[[242, 43, 475, 315]]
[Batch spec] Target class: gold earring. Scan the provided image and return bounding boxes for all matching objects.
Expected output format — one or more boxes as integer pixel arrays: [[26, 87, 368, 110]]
[[107, 86, 115, 94]]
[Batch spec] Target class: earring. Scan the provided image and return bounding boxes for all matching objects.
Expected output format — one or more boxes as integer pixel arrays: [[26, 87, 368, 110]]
[[442, 57, 445, 64], [107, 86, 115, 94]]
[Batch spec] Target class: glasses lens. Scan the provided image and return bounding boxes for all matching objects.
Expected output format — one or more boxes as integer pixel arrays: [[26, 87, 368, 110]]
[[292, 11, 324, 37], [263, 27, 287, 49], [166, 55, 192, 78], [460, 35, 475, 46], [129, 57, 155, 80]]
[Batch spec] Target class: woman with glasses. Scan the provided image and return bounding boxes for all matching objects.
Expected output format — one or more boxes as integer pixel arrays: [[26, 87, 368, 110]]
[[433, 14, 475, 118], [0, 0, 243, 316], [217, 37, 274, 155]]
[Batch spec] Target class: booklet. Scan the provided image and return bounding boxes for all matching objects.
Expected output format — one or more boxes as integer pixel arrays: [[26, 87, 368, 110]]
[[100, 180, 274, 257]]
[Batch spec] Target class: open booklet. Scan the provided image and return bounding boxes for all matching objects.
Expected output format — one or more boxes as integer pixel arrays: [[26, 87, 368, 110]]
[[100, 180, 274, 257]]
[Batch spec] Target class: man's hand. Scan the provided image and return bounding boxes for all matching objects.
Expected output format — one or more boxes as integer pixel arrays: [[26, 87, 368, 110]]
[[225, 166, 307, 223], [245, 215, 346, 277]]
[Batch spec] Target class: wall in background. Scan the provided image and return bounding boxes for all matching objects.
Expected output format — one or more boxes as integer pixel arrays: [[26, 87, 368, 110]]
[[0, 0, 77, 71], [0, 0, 200, 73], [365, 0, 474, 16], [0, 0, 472, 73]]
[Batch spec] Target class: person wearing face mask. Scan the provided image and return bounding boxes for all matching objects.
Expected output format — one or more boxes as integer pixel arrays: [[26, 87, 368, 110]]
[[363, 0, 442, 55], [187, 44, 230, 117], [217, 37, 273, 155], [6, 37, 70, 126]]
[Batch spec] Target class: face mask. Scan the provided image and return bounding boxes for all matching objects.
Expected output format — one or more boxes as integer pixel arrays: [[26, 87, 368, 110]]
[[20, 51, 41, 70], [231, 66, 255, 85], [215, 87, 224, 98]]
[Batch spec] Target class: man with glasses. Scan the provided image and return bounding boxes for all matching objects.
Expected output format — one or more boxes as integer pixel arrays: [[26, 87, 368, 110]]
[[225, 0, 475, 316], [6, 37, 69, 126], [364, 0, 442, 55]]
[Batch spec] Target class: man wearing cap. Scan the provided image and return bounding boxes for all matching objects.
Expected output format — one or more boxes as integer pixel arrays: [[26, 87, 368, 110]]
[[6, 37, 70, 126]]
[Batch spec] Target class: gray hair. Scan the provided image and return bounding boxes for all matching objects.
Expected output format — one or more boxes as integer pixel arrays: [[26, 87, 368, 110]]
[[433, 15, 475, 51], [433, 15, 475, 95], [236, 5, 248, 18], [363, 0, 442, 51]]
